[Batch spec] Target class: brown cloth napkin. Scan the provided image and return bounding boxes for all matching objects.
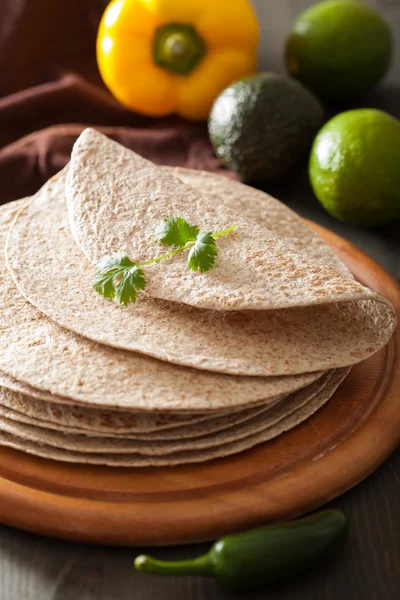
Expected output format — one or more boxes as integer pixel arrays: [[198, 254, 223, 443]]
[[0, 0, 230, 204]]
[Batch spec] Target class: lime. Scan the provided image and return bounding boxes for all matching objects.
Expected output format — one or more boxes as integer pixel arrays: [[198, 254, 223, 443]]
[[286, 0, 393, 99], [309, 109, 400, 226]]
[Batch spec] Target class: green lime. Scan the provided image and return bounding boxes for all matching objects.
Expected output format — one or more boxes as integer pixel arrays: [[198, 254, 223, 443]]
[[208, 72, 324, 182], [286, 0, 393, 99], [309, 109, 400, 226]]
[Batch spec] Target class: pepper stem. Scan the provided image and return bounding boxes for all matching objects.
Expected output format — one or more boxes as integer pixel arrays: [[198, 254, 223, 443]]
[[153, 23, 206, 76], [164, 34, 188, 59], [135, 553, 215, 578]]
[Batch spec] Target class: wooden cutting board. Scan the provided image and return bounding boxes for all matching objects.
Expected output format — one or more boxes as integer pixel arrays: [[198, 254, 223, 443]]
[[0, 222, 398, 546]]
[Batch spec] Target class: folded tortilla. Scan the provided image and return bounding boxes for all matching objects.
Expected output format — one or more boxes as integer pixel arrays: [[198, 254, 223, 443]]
[[6, 167, 396, 377], [65, 129, 387, 312]]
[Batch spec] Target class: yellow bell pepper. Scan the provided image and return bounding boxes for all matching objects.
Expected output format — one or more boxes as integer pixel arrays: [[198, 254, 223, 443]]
[[97, 0, 259, 120]]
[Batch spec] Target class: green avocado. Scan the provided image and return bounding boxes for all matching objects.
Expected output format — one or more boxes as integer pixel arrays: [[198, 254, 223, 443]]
[[208, 72, 324, 183]]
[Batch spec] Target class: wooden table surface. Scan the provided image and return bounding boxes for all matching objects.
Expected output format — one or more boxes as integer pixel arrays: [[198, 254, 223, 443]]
[[0, 2, 399, 598]]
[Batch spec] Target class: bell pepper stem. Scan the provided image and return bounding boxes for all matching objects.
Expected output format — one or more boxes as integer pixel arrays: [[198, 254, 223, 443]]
[[135, 553, 215, 578], [152, 24, 206, 76]]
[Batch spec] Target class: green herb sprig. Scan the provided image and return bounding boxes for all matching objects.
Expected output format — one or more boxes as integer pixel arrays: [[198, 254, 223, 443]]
[[93, 217, 237, 306]]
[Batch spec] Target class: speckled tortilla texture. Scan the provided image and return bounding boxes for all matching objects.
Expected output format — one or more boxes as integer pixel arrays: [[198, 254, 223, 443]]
[[167, 167, 352, 279], [0, 372, 331, 441], [7, 171, 396, 376], [0, 368, 349, 466], [0, 370, 277, 423], [66, 129, 377, 311], [0, 399, 272, 439], [0, 378, 286, 437], [0, 203, 321, 411], [0, 370, 71, 406], [0, 371, 337, 452]]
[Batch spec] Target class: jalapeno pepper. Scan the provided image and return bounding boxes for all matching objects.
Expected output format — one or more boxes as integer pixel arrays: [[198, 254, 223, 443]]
[[134, 510, 348, 591]]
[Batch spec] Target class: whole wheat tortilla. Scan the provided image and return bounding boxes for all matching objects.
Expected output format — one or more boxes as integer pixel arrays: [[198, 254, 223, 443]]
[[0, 371, 332, 441], [167, 167, 351, 279], [0, 371, 340, 453], [0, 203, 321, 411], [0, 369, 72, 405], [0, 368, 348, 466], [0, 379, 285, 437], [0, 401, 272, 439], [65, 129, 381, 311], [0, 369, 280, 422], [7, 172, 396, 376]]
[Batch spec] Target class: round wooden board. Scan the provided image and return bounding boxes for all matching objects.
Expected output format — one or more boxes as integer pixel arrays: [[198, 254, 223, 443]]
[[0, 222, 398, 547]]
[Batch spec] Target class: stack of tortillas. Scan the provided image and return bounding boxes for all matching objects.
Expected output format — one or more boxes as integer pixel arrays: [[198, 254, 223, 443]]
[[0, 128, 395, 467]]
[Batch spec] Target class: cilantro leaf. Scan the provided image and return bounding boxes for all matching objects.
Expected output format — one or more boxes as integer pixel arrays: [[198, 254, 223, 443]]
[[115, 265, 146, 306], [154, 217, 199, 248], [93, 253, 146, 306], [93, 218, 237, 307], [92, 253, 124, 300], [187, 231, 218, 272]]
